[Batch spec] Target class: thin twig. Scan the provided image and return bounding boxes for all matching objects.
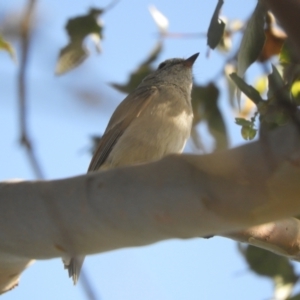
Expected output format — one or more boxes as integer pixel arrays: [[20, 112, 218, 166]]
[[18, 1, 100, 299], [18, 0, 44, 179], [80, 271, 101, 300], [104, 0, 121, 12]]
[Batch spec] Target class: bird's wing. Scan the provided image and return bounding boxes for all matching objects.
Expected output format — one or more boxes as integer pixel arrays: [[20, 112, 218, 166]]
[[87, 86, 158, 172]]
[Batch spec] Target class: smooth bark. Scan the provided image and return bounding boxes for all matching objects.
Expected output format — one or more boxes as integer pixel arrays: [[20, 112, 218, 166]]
[[1, 122, 300, 293]]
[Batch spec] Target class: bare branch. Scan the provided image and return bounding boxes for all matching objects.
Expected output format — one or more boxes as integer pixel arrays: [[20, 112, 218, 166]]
[[0, 121, 300, 293], [18, 3, 100, 298], [18, 0, 44, 179]]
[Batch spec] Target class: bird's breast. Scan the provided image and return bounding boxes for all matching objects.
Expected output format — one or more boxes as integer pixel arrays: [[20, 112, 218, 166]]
[[169, 109, 193, 134]]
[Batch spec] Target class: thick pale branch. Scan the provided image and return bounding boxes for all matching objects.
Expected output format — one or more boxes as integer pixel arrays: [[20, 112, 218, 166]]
[[0, 122, 300, 292]]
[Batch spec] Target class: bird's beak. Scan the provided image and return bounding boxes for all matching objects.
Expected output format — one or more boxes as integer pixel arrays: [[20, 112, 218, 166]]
[[183, 53, 199, 68]]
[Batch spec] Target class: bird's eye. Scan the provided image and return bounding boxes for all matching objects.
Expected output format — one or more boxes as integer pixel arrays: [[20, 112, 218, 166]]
[[158, 62, 166, 69]]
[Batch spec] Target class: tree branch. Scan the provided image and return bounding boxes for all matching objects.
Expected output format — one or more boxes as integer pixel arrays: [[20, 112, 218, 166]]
[[223, 218, 300, 260], [18, 0, 44, 179], [0, 121, 300, 293]]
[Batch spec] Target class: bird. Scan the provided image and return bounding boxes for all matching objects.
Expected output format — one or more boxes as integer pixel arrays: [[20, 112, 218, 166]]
[[64, 52, 199, 284]]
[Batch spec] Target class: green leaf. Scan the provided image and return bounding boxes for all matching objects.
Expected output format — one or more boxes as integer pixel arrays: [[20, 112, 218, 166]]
[[230, 73, 264, 105], [279, 41, 300, 85], [141, 41, 163, 66], [268, 64, 285, 93], [192, 83, 229, 151], [237, 1, 266, 78], [55, 42, 88, 75], [236, 1, 266, 104], [235, 118, 252, 127], [248, 127, 257, 140], [241, 126, 257, 140], [279, 42, 292, 65], [245, 246, 298, 283], [111, 42, 163, 94], [243, 246, 298, 299], [0, 34, 16, 62], [207, 0, 225, 49], [56, 8, 104, 75], [267, 65, 287, 102]]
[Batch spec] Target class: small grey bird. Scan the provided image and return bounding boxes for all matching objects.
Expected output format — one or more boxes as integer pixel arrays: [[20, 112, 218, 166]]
[[65, 52, 199, 284]]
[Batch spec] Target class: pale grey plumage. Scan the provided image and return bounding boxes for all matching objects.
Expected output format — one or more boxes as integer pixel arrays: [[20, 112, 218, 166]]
[[64, 53, 199, 284]]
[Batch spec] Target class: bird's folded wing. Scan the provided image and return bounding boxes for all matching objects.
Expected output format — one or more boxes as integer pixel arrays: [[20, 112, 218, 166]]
[[88, 86, 158, 171]]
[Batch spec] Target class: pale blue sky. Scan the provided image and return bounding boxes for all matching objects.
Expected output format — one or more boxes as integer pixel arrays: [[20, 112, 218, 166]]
[[1, 0, 295, 299]]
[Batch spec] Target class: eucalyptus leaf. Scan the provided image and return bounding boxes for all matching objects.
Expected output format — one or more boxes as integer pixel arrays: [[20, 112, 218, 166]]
[[244, 246, 298, 284], [237, 1, 266, 78], [279, 41, 300, 85], [56, 8, 104, 75], [111, 42, 163, 94], [230, 73, 264, 105], [280, 42, 292, 65], [241, 126, 256, 140], [55, 42, 87, 75], [267, 64, 285, 100], [235, 118, 252, 127], [192, 83, 228, 151], [243, 246, 298, 300], [236, 1, 266, 103], [207, 0, 225, 49]]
